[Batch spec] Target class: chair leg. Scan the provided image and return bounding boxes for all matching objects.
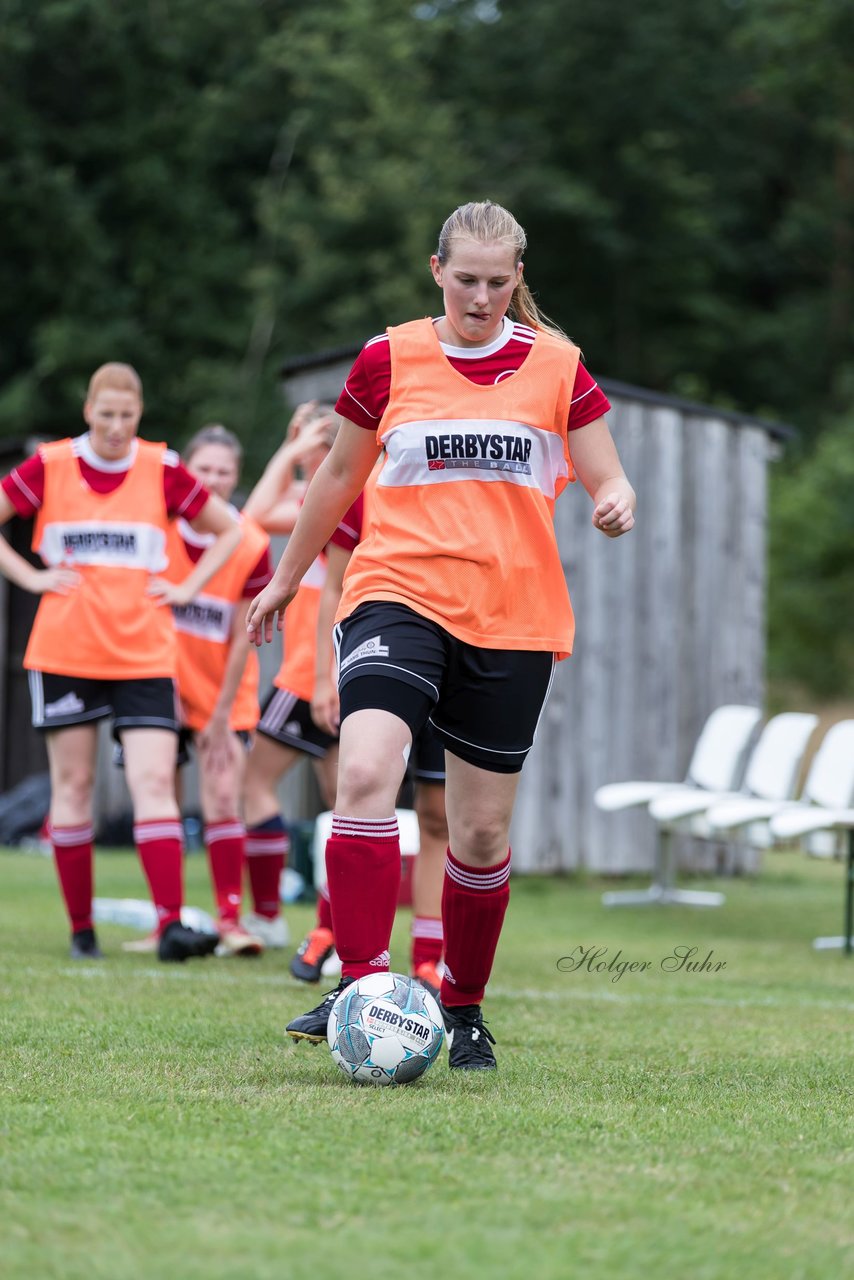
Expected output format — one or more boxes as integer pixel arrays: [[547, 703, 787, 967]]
[[846, 828, 853, 957], [811, 828, 854, 954], [602, 826, 725, 908]]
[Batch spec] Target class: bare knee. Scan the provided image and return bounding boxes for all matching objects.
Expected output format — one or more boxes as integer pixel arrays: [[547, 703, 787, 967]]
[[449, 815, 509, 866], [415, 787, 448, 845], [51, 760, 95, 817], [128, 761, 176, 810], [336, 755, 400, 815]]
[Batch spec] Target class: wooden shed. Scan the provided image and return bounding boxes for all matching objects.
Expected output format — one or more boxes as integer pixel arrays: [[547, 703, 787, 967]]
[[0, 364, 791, 878], [281, 350, 792, 874]]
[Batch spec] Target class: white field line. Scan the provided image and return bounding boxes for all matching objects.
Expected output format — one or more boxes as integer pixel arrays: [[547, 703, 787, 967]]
[[36, 966, 854, 1014]]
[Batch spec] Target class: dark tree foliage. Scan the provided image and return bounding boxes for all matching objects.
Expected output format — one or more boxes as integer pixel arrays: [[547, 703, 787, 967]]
[[1, 0, 851, 689]]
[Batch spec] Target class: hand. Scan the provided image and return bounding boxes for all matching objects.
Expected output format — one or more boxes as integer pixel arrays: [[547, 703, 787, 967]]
[[28, 566, 81, 596], [310, 677, 340, 736], [286, 400, 319, 440], [197, 715, 233, 776], [592, 493, 635, 538], [289, 413, 336, 462], [246, 581, 296, 646], [146, 577, 194, 607]]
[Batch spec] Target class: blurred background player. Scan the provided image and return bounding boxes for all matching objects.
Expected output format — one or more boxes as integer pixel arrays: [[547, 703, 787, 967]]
[[239, 403, 340, 947], [0, 363, 241, 961], [305, 480, 449, 997], [123, 424, 273, 957]]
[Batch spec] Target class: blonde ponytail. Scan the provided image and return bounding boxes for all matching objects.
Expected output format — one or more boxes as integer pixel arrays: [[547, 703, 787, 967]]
[[435, 201, 570, 342]]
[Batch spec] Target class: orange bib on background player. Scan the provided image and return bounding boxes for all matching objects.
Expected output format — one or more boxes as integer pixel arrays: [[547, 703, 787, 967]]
[[338, 318, 580, 658], [164, 514, 269, 731], [26, 438, 177, 680], [273, 553, 327, 703]]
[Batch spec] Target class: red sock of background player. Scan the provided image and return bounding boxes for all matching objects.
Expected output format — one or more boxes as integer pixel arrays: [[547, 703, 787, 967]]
[[50, 822, 95, 933], [134, 819, 184, 932], [326, 814, 400, 980], [439, 848, 511, 1008], [245, 817, 288, 918], [411, 916, 443, 972], [204, 819, 245, 925], [316, 883, 333, 933]]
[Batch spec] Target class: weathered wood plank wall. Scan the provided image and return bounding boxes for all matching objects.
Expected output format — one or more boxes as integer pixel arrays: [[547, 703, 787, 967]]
[[510, 396, 770, 872]]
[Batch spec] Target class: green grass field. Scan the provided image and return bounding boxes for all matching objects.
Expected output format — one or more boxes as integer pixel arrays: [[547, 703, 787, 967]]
[[2, 847, 852, 1280]]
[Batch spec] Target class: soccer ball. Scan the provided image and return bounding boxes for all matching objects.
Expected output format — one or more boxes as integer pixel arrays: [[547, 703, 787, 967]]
[[327, 972, 445, 1086]]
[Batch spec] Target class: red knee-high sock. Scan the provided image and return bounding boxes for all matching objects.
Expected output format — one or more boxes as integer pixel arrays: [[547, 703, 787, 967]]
[[134, 819, 184, 933], [326, 814, 400, 980], [245, 819, 288, 918], [205, 819, 245, 924], [411, 916, 443, 970], [316, 883, 333, 932], [49, 822, 95, 933], [440, 848, 511, 1008]]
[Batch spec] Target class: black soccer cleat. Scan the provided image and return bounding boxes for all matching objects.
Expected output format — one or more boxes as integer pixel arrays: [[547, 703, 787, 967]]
[[157, 920, 219, 963], [289, 926, 335, 983], [70, 927, 104, 960], [441, 1002, 498, 1071], [286, 976, 354, 1044]]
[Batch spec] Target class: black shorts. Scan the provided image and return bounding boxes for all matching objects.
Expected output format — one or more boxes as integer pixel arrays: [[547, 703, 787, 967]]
[[113, 727, 252, 770], [409, 718, 446, 784], [335, 602, 555, 774], [256, 687, 337, 759], [28, 671, 180, 740]]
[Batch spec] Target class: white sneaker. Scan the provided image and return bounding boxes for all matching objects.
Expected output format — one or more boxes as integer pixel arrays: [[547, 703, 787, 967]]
[[214, 920, 264, 958], [240, 911, 289, 949]]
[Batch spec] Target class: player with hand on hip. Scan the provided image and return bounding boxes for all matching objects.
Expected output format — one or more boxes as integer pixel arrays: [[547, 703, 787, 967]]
[[0, 363, 242, 962]]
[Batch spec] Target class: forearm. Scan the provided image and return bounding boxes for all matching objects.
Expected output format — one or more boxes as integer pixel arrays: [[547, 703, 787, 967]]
[[314, 579, 341, 688], [180, 523, 242, 598], [315, 543, 349, 686], [242, 442, 301, 524], [0, 531, 40, 592], [211, 619, 252, 723], [269, 460, 364, 597]]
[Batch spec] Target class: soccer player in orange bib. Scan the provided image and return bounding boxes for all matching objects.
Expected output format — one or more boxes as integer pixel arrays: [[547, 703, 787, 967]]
[[0, 363, 241, 962], [142, 424, 273, 957], [247, 202, 636, 1069], [239, 404, 341, 949]]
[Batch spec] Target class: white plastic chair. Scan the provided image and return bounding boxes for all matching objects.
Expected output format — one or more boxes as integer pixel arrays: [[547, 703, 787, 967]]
[[704, 719, 854, 954], [706, 720, 854, 837], [637, 712, 819, 908], [769, 805, 854, 954], [647, 712, 817, 826], [596, 704, 761, 907], [595, 704, 762, 814]]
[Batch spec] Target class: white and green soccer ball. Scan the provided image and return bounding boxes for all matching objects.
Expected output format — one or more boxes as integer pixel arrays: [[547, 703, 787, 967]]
[[327, 971, 445, 1086]]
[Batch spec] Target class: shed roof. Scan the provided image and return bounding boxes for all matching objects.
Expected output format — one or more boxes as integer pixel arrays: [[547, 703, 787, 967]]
[[281, 346, 794, 441]]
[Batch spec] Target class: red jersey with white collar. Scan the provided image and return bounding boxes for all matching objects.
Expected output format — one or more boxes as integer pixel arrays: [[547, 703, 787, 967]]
[[2, 433, 208, 522], [337, 319, 580, 657], [335, 317, 609, 432]]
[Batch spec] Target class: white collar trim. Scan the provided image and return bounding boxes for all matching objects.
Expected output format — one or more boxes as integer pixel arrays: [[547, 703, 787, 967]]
[[433, 316, 513, 360], [74, 433, 138, 472]]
